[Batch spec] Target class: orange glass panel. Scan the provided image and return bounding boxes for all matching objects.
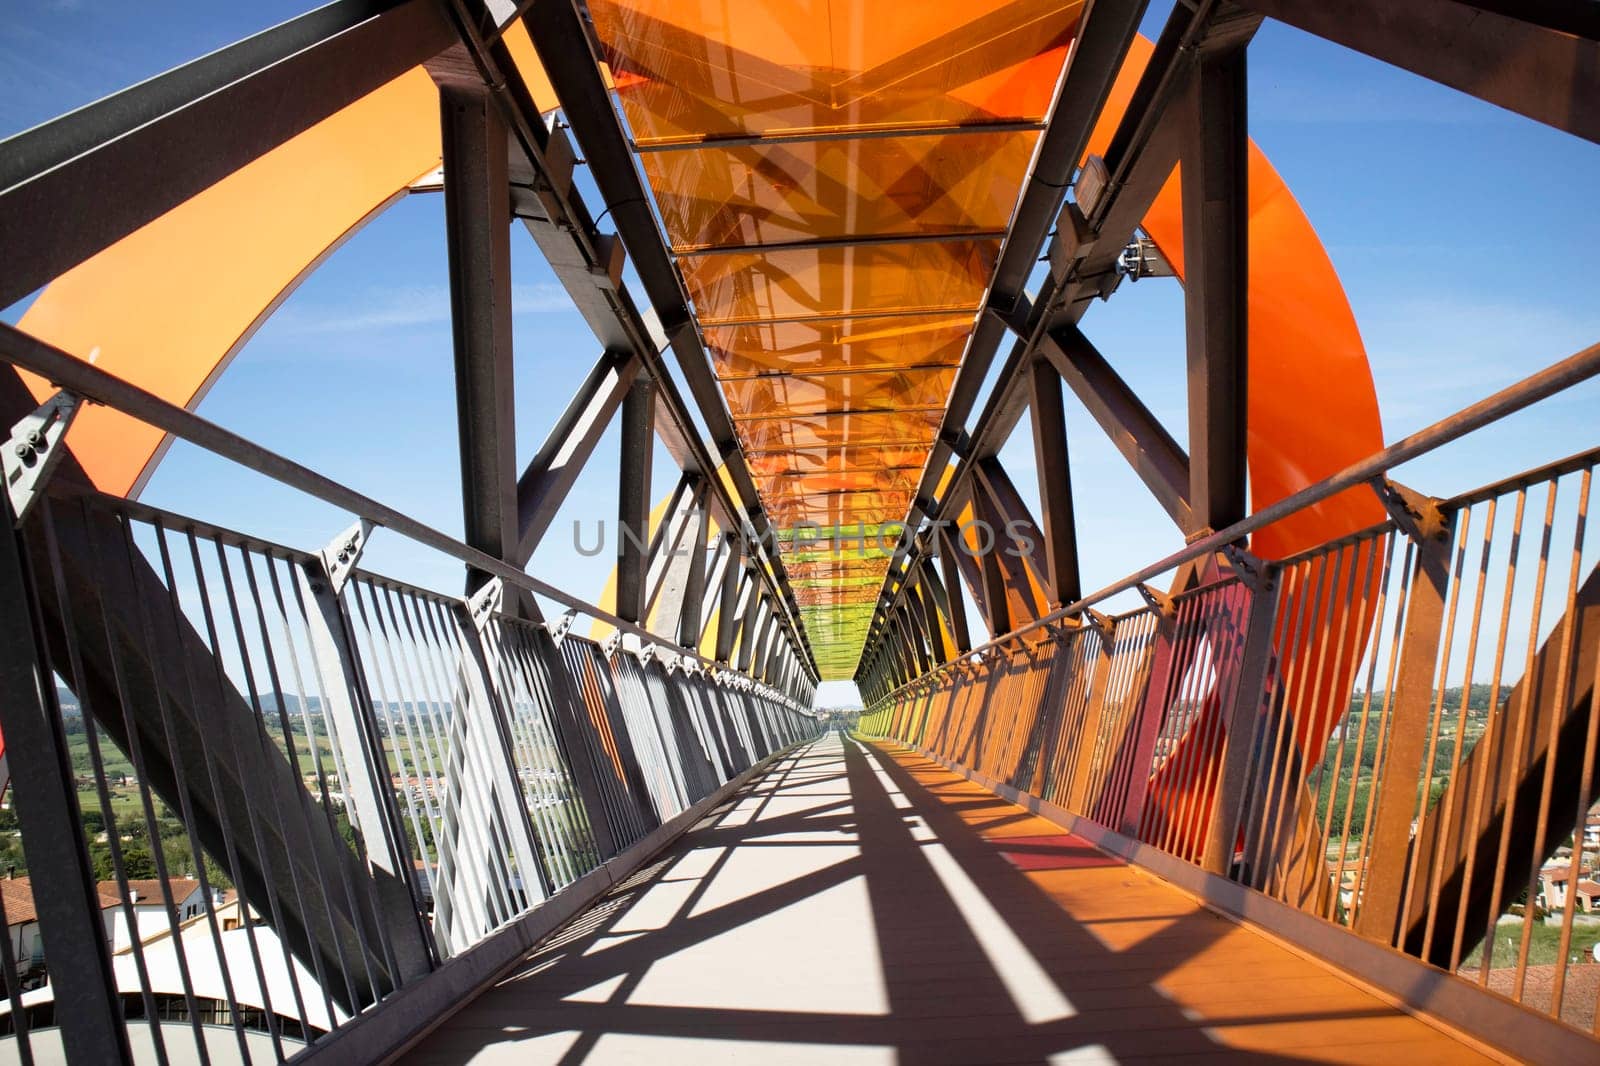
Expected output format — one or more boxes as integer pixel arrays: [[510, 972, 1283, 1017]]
[[588, 0, 1082, 143], [765, 491, 914, 528], [644, 132, 1037, 250], [706, 312, 972, 378], [735, 410, 940, 455], [18, 71, 443, 496], [757, 466, 920, 498], [766, 487, 913, 516], [592, 0, 1090, 677], [683, 240, 997, 324], [722, 367, 956, 419], [745, 445, 932, 478]]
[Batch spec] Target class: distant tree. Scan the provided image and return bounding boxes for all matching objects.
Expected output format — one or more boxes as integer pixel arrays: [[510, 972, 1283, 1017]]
[[110, 843, 158, 881]]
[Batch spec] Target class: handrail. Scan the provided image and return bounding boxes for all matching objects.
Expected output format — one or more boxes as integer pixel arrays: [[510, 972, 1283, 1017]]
[[0, 321, 802, 707], [871, 339, 1600, 702]]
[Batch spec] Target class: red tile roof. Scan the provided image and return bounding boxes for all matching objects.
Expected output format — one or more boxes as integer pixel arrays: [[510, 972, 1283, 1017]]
[[96, 878, 202, 907], [2, 876, 120, 926]]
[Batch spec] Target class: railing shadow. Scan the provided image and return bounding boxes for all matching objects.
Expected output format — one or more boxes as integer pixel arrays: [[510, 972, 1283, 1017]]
[[410, 734, 1392, 1064]]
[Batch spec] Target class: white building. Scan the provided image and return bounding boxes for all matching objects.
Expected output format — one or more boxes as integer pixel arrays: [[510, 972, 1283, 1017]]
[[96, 878, 207, 952]]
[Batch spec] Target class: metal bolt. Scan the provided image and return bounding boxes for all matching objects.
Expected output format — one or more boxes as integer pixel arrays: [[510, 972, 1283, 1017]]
[[14, 443, 31, 459]]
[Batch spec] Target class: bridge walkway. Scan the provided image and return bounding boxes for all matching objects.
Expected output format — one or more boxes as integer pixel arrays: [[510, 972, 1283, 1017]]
[[412, 734, 1498, 1065]]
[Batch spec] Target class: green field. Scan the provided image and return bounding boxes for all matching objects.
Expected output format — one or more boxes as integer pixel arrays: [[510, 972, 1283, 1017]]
[[1461, 919, 1600, 969]]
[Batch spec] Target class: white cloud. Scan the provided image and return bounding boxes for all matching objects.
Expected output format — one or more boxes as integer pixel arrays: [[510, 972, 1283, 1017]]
[[1361, 295, 1600, 417], [274, 282, 574, 335]]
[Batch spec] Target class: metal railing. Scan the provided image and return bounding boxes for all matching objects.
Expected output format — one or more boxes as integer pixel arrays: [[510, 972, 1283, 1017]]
[[0, 365, 819, 1062], [862, 347, 1600, 1044]]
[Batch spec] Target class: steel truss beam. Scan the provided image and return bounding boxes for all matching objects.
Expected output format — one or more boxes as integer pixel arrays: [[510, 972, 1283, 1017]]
[[714, 539, 746, 663], [678, 510, 718, 650], [861, 1, 1254, 674], [875, 0, 1150, 574], [1041, 325, 1194, 531], [972, 459, 1048, 628], [1180, 17, 1253, 532], [632, 119, 1049, 152], [615, 374, 656, 625], [516, 349, 642, 562], [1027, 359, 1083, 608], [0, 0, 456, 310], [519, 0, 817, 679], [931, 535, 972, 656], [1239, 0, 1600, 145], [439, 76, 518, 587], [673, 229, 1008, 257]]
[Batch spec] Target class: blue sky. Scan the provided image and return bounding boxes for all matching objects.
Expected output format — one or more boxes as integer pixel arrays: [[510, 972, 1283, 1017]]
[[4, 1, 1597, 707]]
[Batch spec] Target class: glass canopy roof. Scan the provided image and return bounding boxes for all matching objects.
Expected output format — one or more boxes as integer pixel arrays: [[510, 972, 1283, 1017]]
[[588, 0, 1085, 677]]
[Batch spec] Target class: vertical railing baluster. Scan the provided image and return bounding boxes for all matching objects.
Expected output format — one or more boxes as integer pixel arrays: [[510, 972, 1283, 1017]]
[[0, 500, 131, 1064]]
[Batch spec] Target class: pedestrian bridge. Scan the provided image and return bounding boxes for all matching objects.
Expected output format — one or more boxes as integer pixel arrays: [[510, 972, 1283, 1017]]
[[0, 1, 1597, 1064]]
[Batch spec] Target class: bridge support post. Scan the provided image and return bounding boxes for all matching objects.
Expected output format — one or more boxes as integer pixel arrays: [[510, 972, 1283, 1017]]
[[1203, 565, 1282, 876], [1357, 489, 1455, 942], [1180, 31, 1250, 533]]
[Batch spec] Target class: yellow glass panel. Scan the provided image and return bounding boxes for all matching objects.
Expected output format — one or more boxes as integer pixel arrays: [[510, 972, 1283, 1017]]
[[706, 312, 972, 378], [722, 367, 956, 419], [794, 581, 886, 607], [589, 0, 1083, 142], [683, 240, 997, 324], [644, 132, 1037, 250], [787, 558, 891, 581], [783, 537, 897, 564]]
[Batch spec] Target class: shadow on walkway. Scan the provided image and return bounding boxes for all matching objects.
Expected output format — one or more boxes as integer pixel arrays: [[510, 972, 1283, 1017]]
[[410, 733, 1487, 1065]]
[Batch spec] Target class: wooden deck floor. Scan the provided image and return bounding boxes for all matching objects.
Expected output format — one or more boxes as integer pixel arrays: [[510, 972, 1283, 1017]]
[[411, 733, 1497, 1064]]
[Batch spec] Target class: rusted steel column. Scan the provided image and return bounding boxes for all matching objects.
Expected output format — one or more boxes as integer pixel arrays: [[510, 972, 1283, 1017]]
[[1180, 35, 1249, 532], [1357, 488, 1455, 942]]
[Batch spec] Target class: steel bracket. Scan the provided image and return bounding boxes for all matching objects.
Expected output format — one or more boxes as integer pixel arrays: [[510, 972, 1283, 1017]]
[[1082, 607, 1114, 636], [1369, 477, 1449, 543], [1118, 233, 1177, 281], [1137, 582, 1177, 620], [630, 636, 657, 666], [1221, 544, 1269, 591], [465, 578, 503, 633], [4, 390, 80, 527], [601, 630, 623, 658], [546, 609, 578, 646], [315, 519, 372, 595]]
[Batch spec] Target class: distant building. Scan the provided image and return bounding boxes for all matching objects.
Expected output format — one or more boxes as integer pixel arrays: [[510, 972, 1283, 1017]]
[[97, 878, 208, 952], [0, 886, 333, 1050], [1, 875, 119, 980]]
